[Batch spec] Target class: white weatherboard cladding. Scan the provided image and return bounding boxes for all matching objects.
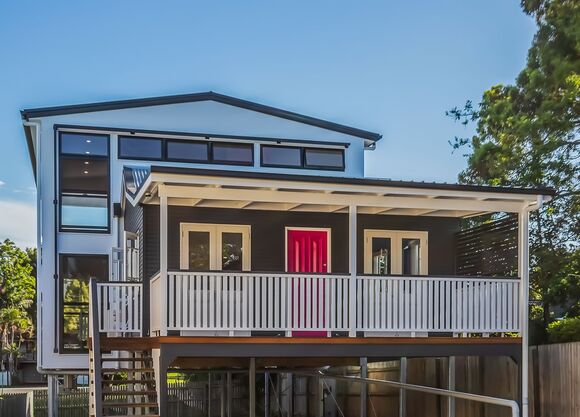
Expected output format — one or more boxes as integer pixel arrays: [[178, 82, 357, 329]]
[[33, 101, 367, 371], [38, 100, 366, 177]]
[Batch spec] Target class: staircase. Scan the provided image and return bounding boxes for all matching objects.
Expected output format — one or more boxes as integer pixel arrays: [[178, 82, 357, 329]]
[[99, 351, 159, 417], [89, 279, 158, 417]]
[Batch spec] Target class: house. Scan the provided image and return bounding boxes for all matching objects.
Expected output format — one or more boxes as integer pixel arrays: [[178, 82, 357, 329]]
[[21, 92, 552, 417]]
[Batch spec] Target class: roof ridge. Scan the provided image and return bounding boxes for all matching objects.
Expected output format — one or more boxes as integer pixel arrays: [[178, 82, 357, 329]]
[[21, 91, 382, 142]]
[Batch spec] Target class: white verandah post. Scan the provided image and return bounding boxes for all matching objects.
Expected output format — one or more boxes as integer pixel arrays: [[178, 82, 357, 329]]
[[518, 209, 530, 417], [349, 204, 357, 337], [159, 184, 168, 336]]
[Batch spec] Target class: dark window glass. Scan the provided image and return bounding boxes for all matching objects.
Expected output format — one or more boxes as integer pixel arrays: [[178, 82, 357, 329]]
[[188, 232, 210, 270], [222, 232, 243, 271], [212, 143, 253, 165], [372, 237, 391, 275], [60, 133, 109, 156], [119, 136, 163, 160], [60, 157, 108, 193], [167, 140, 209, 162], [304, 148, 344, 169], [61, 255, 108, 352], [261, 146, 302, 167], [402, 238, 421, 275], [59, 132, 109, 232]]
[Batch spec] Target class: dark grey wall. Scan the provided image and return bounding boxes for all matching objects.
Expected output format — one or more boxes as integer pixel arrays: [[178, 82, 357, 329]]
[[142, 206, 460, 279]]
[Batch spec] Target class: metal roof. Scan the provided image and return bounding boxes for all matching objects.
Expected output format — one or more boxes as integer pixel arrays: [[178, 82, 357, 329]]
[[122, 165, 554, 202], [21, 91, 383, 142]]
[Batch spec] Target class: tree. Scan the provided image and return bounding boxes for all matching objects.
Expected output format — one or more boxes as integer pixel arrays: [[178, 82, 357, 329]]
[[448, 0, 579, 337], [0, 240, 35, 374]]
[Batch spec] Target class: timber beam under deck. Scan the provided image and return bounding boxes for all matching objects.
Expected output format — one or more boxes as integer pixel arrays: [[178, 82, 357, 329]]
[[102, 336, 522, 362]]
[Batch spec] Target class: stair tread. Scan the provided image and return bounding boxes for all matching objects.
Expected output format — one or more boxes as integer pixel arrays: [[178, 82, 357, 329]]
[[102, 357, 152, 362], [103, 390, 157, 395], [103, 414, 159, 417], [102, 367, 155, 373], [103, 402, 159, 407], [102, 379, 155, 384]]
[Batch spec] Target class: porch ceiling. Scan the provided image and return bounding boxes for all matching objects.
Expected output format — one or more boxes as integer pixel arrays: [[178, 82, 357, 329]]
[[125, 167, 551, 218]]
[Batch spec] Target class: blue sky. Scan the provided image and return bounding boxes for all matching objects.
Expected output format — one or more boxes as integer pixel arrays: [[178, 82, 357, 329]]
[[0, 0, 535, 247]]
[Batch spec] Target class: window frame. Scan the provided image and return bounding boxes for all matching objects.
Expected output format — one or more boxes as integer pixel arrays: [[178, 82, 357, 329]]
[[260, 144, 304, 169], [260, 144, 345, 171], [210, 142, 254, 166], [165, 139, 210, 163], [59, 253, 109, 354], [58, 131, 111, 234], [118, 135, 164, 161], [303, 147, 345, 171]]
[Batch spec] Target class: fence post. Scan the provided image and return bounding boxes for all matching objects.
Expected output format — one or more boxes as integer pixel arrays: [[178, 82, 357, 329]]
[[48, 375, 59, 417]]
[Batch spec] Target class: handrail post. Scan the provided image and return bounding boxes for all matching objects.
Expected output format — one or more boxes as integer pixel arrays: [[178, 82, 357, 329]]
[[348, 204, 357, 337], [518, 209, 530, 417], [159, 184, 168, 336]]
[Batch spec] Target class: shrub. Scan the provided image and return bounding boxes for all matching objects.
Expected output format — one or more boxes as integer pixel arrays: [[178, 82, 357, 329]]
[[547, 317, 580, 343]]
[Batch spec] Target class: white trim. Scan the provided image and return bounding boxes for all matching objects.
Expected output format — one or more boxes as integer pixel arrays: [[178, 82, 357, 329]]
[[180, 223, 251, 271], [284, 227, 332, 273], [363, 229, 428, 275]]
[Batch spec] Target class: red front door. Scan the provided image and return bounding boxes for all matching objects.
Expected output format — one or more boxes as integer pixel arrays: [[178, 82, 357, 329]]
[[287, 229, 329, 337]]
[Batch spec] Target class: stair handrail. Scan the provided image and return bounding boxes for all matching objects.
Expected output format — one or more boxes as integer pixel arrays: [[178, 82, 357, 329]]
[[89, 278, 103, 417]]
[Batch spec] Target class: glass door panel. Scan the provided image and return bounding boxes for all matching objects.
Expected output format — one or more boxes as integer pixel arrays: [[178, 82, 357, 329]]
[[221, 232, 243, 271], [402, 238, 421, 275], [188, 231, 211, 270], [371, 237, 391, 275]]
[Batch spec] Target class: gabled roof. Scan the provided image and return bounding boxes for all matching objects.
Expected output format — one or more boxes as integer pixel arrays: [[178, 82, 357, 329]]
[[21, 91, 382, 142]]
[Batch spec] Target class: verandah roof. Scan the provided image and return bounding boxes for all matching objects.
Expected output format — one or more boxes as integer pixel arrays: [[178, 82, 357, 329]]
[[123, 166, 553, 218]]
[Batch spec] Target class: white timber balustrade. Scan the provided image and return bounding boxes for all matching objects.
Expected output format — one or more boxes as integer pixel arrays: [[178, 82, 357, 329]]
[[356, 276, 520, 333], [163, 272, 351, 332], [96, 282, 143, 334], [147, 272, 521, 335]]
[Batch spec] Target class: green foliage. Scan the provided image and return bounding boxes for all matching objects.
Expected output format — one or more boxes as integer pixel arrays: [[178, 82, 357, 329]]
[[0, 239, 36, 373], [448, 0, 580, 339], [547, 316, 580, 343]]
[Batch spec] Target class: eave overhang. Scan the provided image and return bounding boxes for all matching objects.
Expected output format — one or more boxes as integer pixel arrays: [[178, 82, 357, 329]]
[[124, 166, 554, 218]]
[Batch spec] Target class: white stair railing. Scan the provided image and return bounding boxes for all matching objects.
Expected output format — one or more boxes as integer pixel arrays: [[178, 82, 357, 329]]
[[96, 282, 143, 334]]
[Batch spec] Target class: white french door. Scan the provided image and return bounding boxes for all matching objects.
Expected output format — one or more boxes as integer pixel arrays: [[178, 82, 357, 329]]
[[364, 230, 428, 275], [180, 223, 251, 271]]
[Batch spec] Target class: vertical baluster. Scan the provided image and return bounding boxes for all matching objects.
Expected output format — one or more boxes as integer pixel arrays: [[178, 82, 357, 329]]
[[248, 275, 254, 330], [330, 278, 336, 330], [280, 276, 286, 331], [293, 277, 299, 330], [194, 274, 201, 328], [440, 280, 445, 331], [445, 280, 451, 331], [166, 276, 174, 329], [342, 277, 348, 331]]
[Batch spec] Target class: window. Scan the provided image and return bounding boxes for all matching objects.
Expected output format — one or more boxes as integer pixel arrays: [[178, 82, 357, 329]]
[[363, 230, 428, 275], [260, 145, 344, 171], [60, 254, 108, 352], [117, 135, 254, 166], [261, 145, 302, 168], [59, 132, 110, 232], [166, 140, 209, 162], [180, 223, 251, 271], [118, 136, 163, 160], [212, 142, 254, 165], [304, 148, 344, 170]]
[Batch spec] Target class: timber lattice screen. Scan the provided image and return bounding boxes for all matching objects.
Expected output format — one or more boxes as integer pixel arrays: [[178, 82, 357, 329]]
[[455, 215, 518, 277]]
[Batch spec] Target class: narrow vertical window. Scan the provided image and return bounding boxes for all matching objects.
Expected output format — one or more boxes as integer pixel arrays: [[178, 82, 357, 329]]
[[60, 254, 108, 352], [59, 132, 110, 232]]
